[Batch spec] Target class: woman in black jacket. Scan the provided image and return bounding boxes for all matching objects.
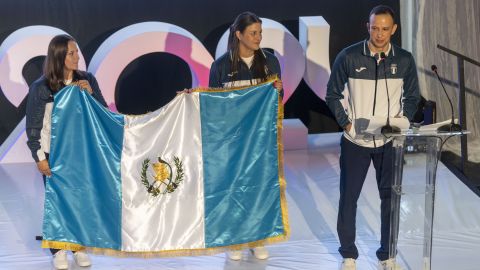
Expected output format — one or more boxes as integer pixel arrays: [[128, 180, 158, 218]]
[[26, 34, 107, 270], [209, 12, 283, 92]]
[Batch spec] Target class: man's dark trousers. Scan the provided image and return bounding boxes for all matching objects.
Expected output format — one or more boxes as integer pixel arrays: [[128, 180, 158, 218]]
[[337, 135, 393, 261]]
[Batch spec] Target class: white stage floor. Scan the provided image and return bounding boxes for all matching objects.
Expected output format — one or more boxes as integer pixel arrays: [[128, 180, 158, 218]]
[[1, 132, 479, 270]]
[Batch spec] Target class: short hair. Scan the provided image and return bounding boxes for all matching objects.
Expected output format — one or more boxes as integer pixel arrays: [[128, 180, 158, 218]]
[[369, 5, 395, 23]]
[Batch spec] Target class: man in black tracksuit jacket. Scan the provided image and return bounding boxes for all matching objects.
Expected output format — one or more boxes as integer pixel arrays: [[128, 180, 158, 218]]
[[325, 5, 420, 270]]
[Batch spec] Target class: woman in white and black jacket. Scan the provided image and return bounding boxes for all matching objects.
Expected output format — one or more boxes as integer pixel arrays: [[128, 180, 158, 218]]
[[25, 34, 107, 270], [208, 11, 283, 261]]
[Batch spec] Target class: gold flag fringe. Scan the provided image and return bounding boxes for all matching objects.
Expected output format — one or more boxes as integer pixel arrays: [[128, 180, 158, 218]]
[[42, 76, 289, 258], [42, 233, 288, 258], [276, 93, 290, 240]]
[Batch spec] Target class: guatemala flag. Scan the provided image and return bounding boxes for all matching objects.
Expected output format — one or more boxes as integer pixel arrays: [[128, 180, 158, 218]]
[[41, 79, 289, 256]]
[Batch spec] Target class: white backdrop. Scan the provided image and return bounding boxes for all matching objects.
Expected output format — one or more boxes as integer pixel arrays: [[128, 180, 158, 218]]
[[401, 0, 480, 161]]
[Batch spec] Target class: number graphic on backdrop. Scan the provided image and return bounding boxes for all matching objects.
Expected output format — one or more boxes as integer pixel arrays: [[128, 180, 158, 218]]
[[0, 17, 330, 163]]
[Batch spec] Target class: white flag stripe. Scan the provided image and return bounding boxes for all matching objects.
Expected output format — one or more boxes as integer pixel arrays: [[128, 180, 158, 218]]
[[121, 93, 205, 251]]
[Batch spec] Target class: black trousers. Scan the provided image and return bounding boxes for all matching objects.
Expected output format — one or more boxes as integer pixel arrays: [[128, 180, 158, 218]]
[[337, 136, 393, 261]]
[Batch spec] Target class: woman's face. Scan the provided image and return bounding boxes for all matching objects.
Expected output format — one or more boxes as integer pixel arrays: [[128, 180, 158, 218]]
[[64, 41, 79, 74], [236, 22, 262, 53]]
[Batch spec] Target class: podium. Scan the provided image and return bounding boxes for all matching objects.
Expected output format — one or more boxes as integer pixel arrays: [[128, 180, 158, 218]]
[[387, 130, 465, 270]]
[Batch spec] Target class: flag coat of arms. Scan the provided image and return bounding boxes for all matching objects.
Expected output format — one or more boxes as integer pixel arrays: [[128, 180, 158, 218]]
[[42, 79, 289, 256]]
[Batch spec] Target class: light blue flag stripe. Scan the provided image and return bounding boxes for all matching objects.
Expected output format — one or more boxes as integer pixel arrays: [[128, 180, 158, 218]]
[[200, 83, 284, 247], [44, 86, 124, 250]]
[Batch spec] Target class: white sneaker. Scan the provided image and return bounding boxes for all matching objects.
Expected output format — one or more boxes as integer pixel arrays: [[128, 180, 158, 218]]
[[226, 250, 242, 261], [251, 246, 269, 259], [378, 258, 403, 270], [340, 258, 356, 270], [73, 250, 92, 267], [52, 250, 68, 270]]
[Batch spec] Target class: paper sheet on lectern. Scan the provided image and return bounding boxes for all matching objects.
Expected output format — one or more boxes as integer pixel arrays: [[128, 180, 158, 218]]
[[418, 119, 459, 132], [363, 116, 410, 135]]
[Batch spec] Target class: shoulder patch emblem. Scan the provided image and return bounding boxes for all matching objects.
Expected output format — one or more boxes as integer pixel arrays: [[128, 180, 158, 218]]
[[390, 64, 397, 75]]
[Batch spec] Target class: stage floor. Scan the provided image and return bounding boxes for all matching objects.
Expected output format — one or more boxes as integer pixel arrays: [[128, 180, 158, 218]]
[[1, 132, 479, 270]]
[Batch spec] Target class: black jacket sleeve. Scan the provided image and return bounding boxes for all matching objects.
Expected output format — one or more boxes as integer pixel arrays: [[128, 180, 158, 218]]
[[25, 80, 50, 162], [208, 61, 222, 88], [267, 54, 281, 78], [402, 55, 421, 121], [325, 50, 350, 128], [266, 53, 283, 98]]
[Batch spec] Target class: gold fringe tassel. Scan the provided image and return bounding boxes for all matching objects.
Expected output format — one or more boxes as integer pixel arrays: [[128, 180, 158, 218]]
[[276, 93, 290, 239], [42, 232, 288, 258]]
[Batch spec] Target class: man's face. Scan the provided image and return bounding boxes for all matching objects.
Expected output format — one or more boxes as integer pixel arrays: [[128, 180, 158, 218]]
[[367, 13, 397, 52]]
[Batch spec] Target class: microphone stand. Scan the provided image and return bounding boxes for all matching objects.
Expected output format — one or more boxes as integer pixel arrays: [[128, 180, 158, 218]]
[[380, 52, 400, 135], [431, 65, 462, 132]]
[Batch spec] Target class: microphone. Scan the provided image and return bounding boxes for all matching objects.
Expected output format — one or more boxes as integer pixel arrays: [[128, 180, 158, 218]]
[[380, 52, 401, 134], [431, 65, 462, 132]]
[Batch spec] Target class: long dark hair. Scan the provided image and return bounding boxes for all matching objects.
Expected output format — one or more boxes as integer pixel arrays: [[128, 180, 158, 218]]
[[43, 34, 78, 92], [228, 12, 268, 82]]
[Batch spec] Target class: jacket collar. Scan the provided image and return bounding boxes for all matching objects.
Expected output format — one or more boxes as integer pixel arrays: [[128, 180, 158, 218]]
[[362, 39, 396, 57], [229, 48, 267, 61]]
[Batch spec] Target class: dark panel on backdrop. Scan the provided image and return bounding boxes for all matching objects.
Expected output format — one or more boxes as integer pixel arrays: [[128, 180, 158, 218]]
[[115, 52, 192, 115]]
